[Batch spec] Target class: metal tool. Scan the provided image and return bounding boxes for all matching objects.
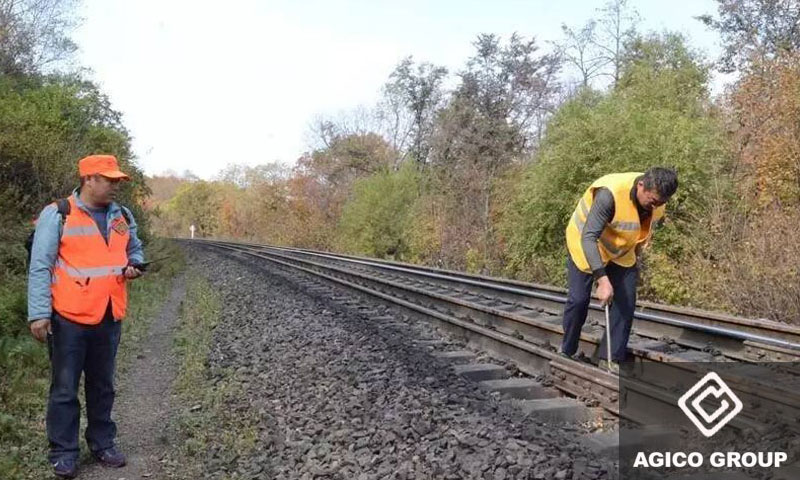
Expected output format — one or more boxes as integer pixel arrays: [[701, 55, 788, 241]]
[[605, 303, 613, 372]]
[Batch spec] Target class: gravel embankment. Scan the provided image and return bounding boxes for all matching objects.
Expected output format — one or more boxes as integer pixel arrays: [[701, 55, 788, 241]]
[[189, 246, 612, 479]]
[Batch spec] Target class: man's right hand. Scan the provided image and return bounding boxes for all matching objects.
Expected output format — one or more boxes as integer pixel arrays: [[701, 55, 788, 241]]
[[596, 276, 614, 306], [30, 319, 51, 343]]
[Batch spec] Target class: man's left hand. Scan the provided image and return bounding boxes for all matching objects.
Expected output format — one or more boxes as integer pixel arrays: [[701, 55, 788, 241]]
[[124, 265, 143, 279]]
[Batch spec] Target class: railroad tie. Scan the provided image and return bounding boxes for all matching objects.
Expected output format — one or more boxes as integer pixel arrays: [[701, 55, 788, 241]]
[[454, 363, 509, 381], [478, 378, 558, 400], [432, 350, 476, 363], [514, 398, 598, 423], [579, 426, 680, 458]]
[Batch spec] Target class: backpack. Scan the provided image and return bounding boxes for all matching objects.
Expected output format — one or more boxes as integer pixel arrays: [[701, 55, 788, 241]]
[[25, 199, 133, 268]]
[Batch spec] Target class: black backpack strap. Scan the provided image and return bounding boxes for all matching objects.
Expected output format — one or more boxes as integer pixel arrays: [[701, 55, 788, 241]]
[[27, 198, 71, 267], [120, 206, 133, 225], [54, 198, 71, 238], [55, 198, 71, 219]]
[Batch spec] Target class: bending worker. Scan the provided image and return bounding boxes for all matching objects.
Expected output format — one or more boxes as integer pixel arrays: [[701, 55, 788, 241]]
[[560, 168, 678, 371], [27, 155, 145, 479]]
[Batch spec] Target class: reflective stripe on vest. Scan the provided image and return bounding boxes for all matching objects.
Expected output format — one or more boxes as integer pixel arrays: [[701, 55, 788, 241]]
[[565, 172, 665, 273], [51, 196, 131, 325], [55, 259, 126, 278], [62, 225, 101, 237]]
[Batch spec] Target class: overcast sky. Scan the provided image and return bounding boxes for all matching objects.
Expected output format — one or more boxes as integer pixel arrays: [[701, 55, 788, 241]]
[[73, 0, 723, 179]]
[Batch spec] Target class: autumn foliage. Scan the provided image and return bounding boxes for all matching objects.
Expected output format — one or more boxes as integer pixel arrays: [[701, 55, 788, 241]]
[[148, 3, 800, 324], [702, 52, 800, 320]]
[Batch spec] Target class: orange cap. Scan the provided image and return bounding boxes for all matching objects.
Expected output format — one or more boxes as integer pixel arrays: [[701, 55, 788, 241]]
[[78, 155, 130, 180]]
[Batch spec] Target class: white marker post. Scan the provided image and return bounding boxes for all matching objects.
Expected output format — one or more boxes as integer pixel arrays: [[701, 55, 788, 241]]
[[190, 224, 195, 239]]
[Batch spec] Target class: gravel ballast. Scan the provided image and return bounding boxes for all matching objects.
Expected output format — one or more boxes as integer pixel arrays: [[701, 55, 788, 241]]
[[185, 245, 613, 479]]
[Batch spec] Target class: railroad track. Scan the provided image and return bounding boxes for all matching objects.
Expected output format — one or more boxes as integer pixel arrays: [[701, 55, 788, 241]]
[[190, 239, 800, 434]]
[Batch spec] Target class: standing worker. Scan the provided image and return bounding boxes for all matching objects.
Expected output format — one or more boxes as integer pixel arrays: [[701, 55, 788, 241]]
[[560, 168, 678, 372], [27, 155, 145, 479]]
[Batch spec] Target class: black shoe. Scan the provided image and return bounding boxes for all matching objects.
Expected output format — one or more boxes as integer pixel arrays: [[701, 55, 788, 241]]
[[52, 458, 78, 478], [93, 447, 126, 468]]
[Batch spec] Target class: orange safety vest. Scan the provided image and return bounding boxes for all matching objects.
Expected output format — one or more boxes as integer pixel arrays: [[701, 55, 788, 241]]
[[565, 172, 665, 273], [51, 196, 131, 324]]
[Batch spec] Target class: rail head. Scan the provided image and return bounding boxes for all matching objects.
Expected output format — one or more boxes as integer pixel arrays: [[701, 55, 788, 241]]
[[186, 238, 800, 352]]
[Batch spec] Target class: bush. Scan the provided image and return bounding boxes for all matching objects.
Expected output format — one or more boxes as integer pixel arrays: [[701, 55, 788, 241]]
[[502, 33, 731, 302], [0, 75, 146, 227], [336, 163, 423, 259]]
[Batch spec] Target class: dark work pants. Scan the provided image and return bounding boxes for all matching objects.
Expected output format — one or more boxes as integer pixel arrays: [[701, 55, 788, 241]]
[[561, 256, 638, 362], [46, 305, 121, 463]]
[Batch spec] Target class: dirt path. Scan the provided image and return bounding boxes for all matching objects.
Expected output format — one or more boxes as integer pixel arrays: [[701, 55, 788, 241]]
[[80, 273, 186, 480]]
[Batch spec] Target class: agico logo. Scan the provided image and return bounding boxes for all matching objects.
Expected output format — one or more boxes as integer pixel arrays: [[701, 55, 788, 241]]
[[678, 371, 743, 438]]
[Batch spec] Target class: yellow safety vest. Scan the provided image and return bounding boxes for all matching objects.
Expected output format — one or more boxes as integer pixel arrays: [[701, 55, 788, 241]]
[[565, 172, 665, 273]]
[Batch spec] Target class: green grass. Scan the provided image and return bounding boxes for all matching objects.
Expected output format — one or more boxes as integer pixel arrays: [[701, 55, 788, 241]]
[[168, 274, 259, 480], [0, 239, 185, 479], [116, 239, 186, 375]]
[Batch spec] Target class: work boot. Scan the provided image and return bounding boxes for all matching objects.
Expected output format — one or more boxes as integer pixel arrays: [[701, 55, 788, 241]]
[[52, 458, 78, 479], [573, 352, 592, 363], [93, 446, 126, 468]]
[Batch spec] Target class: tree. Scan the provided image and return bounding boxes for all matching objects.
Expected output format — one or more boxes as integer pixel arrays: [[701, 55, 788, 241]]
[[0, 0, 78, 75], [729, 52, 800, 207], [558, 21, 605, 88], [143, 174, 190, 211], [556, 0, 639, 90], [594, 0, 640, 85], [382, 57, 448, 164], [216, 162, 289, 189], [433, 33, 561, 168], [503, 33, 728, 295], [0, 75, 144, 230], [299, 132, 397, 188], [619, 33, 710, 112], [690, 51, 800, 322], [165, 181, 220, 237], [698, 0, 800, 73], [422, 33, 562, 270]]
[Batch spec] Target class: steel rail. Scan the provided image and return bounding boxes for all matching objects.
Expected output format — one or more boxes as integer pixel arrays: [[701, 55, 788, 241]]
[[191, 242, 783, 432], [283, 246, 798, 335], [224, 240, 800, 341], [273, 244, 795, 331], [214, 240, 800, 356]]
